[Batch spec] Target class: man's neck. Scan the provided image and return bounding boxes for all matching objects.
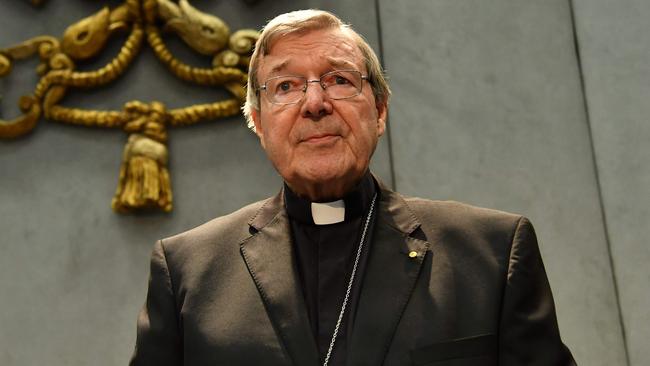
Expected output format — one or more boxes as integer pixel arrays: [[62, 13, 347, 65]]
[[284, 170, 372, 203], [283, 172, 376, 225]]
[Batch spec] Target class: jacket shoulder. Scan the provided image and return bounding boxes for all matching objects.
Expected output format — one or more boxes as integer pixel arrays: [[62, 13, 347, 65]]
[[401, 195, 525, 243], [159, 197, 271, 257], [405, 196, 521, 222]]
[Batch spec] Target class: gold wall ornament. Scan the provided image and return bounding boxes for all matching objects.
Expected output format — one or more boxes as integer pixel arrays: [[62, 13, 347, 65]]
[[0, 0, 259, 213], [113, 101, 172, 213]]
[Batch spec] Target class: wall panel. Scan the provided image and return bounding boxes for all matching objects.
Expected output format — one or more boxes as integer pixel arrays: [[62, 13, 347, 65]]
[[379, 0, 627, 365], [572, 0, 650, 365]]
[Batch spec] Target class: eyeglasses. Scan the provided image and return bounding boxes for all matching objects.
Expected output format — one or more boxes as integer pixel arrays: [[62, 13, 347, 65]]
[[257, 70, 369, 105]]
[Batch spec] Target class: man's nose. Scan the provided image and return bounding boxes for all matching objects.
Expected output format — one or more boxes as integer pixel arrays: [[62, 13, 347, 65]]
[[300, 80, 333, 119]]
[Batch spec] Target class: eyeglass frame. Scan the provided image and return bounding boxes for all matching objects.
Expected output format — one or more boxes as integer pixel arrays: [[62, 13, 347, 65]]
[[256, 69, 370, 105]]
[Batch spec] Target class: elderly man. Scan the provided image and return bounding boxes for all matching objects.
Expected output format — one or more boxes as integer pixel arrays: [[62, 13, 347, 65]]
[[130, 9, 575, 366]]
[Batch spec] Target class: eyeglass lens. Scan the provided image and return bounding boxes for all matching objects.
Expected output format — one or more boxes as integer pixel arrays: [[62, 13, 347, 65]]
[[265, 70, 363, 104]]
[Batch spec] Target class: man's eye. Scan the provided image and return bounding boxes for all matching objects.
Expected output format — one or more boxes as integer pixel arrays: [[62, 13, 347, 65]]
[[274, 80, 300, 94], [334, 76, 350, 85], [278, 81, 292, 91]]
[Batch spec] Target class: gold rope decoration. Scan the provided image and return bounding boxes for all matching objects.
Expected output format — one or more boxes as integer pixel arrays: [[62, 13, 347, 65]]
[[146, 26, 247, 85], [0, 0, 260, 213], [168, 99, 241, 127]]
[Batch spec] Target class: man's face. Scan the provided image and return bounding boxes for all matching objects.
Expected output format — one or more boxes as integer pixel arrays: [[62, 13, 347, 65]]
[[252, 28, 387, 201]]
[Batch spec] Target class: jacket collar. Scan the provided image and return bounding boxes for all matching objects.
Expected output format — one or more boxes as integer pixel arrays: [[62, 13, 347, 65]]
[[373, 174, 421, 235], [248, 174, 421, 235], [248, 189, 285, 231]]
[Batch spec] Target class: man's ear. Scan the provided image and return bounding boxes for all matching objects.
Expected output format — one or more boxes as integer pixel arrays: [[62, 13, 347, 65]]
[[251, 108, 266, 148], [375, 98, 388, 137]]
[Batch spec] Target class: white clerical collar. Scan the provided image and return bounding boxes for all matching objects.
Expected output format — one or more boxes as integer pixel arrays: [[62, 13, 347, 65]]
[[311, 200, 345, 225]]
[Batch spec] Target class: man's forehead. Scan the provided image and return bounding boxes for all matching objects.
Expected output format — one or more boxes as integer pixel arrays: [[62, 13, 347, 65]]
[[259, 29, 364, 76], [265, 57, 359, 75]]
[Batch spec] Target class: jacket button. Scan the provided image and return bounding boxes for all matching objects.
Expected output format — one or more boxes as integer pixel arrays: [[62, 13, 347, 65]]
[[408, 251, 418, 258]]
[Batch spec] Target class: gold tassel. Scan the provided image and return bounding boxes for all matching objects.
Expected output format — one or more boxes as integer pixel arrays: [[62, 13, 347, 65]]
[[112, 133, 172, 213]]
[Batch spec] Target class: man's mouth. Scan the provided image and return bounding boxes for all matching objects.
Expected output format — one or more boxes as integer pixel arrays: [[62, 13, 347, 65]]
[[302, 133, 340, 144]]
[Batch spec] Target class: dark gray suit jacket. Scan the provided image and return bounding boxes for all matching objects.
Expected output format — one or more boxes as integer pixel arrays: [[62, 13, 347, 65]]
[[130, 182, 575, 365]]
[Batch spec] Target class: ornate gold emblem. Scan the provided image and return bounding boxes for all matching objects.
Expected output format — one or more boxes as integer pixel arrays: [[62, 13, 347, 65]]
[[0, 0, 259, 213]]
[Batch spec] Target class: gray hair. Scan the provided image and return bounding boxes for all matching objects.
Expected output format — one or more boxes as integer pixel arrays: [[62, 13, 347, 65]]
[[242, 9, 391, 131]]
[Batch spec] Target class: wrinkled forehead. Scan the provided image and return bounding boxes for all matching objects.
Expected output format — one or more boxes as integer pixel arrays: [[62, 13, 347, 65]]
[[258, 28, 365, 78]]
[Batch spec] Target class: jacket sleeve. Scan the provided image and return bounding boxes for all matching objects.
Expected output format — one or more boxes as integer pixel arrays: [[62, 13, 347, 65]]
[[129, 240, 183, 366], [498, 217, 576, 365]]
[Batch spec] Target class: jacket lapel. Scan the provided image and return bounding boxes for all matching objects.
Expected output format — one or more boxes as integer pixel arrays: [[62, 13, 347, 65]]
[[348, 185, 430, 366], [240, 191, 320, 366]]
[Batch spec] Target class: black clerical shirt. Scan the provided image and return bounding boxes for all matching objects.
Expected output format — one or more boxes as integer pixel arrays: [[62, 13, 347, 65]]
[[284, 173, 377, 366]]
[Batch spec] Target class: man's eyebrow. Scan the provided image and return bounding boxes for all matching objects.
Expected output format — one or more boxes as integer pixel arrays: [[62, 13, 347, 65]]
[[265, 58, 357, 76], [267, 60, 290, 75], [326, 57, 357, 69]]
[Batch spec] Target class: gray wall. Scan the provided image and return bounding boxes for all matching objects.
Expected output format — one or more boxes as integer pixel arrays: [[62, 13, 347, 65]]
[[572, 0, 650, 365], [379, 1, 626, 365], [0, 1, 647, 365]]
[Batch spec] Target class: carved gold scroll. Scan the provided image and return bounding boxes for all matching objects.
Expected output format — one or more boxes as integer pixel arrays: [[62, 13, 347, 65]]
[[0, 0, 259, 213]]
